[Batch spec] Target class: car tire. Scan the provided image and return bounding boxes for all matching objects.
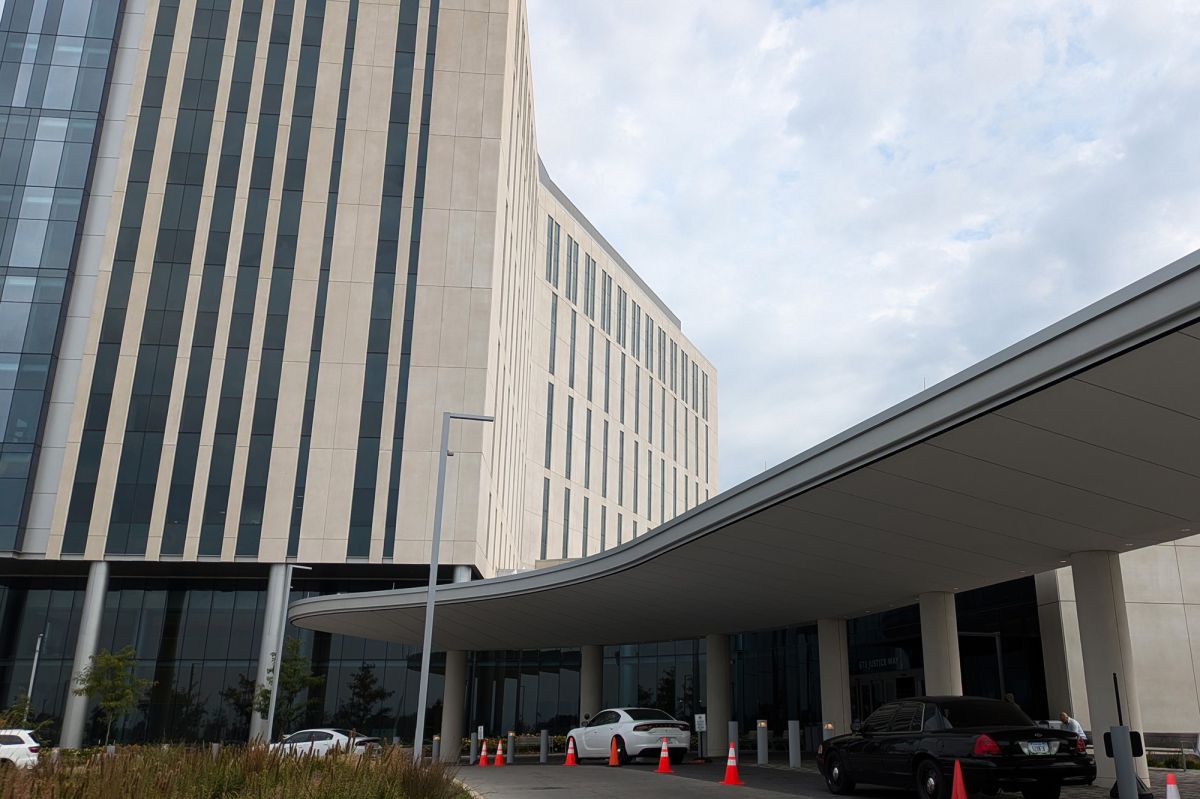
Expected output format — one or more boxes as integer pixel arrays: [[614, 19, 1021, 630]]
[[613, 736, 630, 765], [915, 759, 950, 799], [1021, 785, 1061, 799], [668, 748, 685, 765], [824, 752, 856, 795]]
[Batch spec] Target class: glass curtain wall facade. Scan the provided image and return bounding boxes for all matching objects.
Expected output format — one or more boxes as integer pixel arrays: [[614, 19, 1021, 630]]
[[0, 0, 123, 552]]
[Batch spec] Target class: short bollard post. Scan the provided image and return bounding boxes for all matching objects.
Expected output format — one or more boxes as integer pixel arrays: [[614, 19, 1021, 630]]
[[469, 732, 478, 764], [539, 730, 549, 764], [782, 715, 801, 767], [211, 742, 221, 759], [508, 732, 516, 763], [756, 720, 768, 766], [432, 735, 441, 762]]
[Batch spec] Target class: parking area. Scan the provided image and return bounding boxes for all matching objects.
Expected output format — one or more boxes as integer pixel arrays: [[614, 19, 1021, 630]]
[[461, 760, 1200, 799]]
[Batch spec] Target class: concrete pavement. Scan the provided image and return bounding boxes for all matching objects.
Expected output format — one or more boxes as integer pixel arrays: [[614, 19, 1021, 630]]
[[461, 759, 1200, 799]]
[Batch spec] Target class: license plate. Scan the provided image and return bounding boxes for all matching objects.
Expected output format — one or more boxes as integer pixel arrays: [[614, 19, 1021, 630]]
[[1029, 741, 1050, 754]]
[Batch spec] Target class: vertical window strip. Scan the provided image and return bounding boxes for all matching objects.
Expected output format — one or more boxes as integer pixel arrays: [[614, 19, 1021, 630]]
[[547, 294, 556, 374], [560, 487, 569, 559], [658, 329, 665, 381], [543, 214, 553, 281], [659, 458, 664, 523], [618, 353, 625, 424], [670, 340, 677, 391], [645, 447, 651, 521], [583, 408, 591, 489], [286, 0, 359, 559], [659, 388, 665, 451], [63, 0, 183, 554], [539, 476, 549, 560], [551, 220, 560, 287], [633, 368, 639, 434], [672, 400, 677, 459], [237, 0, 328, 559], [647, 380, 652, 444], [581, 496, 588, 557], [563, 395, 573, 480], [616, 512, 622, 546], [586, 325, 593, 401], [600, 419, 608, 497], [105, 0, 235, 556], [542, 381, 553, 469], [603, 340, 610, 412], [632, 439, 638, 515], [160, 0, 268, 557], [702, 371, 708, 421], [681, 352, 688, 402], [692, 362, 698, 411], [563, 235, 573, 300], [644, 316, 652, 370], [196, 0, 298, 558], [567, 310, 575, 388], [348, 0, 422, 559], [599, 505, 606, 550], [381, 0, 442, 559], [617, 430, 624, 505]]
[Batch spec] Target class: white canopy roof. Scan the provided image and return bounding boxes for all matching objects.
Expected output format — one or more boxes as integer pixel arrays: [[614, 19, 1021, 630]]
[[290, 250, 1200, 650]]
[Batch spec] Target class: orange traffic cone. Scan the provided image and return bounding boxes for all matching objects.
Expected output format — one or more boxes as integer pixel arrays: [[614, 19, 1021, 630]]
[[1166, 773, 1181, 799], [608, 736, 621, 767], [478, 739, 489, 767], [563, 737, 577, 767], [494, 738, 506, 767], [951, 760, 967, 799], [656, 738, 673, 774], [719, 741, 743, 785]]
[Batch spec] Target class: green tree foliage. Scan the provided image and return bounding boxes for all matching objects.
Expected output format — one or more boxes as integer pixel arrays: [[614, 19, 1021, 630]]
[[333, 663, 394, 731], [73, 645, 155, 745], [255, 636, 324, 739]]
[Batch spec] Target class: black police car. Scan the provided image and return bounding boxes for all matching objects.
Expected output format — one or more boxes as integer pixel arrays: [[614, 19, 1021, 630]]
[[816, 696, 1095, 799]]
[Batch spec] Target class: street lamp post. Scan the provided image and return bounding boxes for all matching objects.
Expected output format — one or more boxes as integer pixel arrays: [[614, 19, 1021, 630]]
[[412, 411, 494, 762], [266, 563, 312, 742], [23, 632, 43, 724]]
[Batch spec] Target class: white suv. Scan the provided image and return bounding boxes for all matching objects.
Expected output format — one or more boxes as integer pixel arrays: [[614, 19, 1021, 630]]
[[0, 729, 40, 768]]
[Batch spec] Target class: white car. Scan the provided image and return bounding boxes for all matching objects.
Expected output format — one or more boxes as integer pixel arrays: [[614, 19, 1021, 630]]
[[270, 728, 381, 757], [567, 708, 691, 765], [0, 729, 40, 768]]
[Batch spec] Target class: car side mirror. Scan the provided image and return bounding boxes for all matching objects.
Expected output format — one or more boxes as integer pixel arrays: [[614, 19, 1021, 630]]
[[583, 713, 591, 723]]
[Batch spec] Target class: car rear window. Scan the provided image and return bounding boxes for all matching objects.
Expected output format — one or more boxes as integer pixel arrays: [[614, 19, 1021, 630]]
[[937, 700, 1035, 728], [624, 709, 674, 721]]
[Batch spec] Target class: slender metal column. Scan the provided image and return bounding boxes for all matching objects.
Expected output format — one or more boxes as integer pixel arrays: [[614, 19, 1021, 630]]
[[60, 561, 109, 748], [412, 411, 493, 762]]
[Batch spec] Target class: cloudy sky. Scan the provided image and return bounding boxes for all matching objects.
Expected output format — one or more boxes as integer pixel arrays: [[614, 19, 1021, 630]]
[[525, 0, 1200, 489]]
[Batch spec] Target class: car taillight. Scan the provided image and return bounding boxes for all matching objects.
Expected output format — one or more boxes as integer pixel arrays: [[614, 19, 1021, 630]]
[[972, 734, 1002, 756], [633, 724, 655, 731], [28, 745, 40, 753], [1076, 735, 1087, 754]]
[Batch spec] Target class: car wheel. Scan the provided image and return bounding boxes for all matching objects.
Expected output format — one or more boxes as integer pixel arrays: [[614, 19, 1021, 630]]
[[915, 759, 950, 799], [668, 748, 685, 765], [1021, 785, 1061, 799], [824, 752, 856, 795], [613, 736, 630, 765]]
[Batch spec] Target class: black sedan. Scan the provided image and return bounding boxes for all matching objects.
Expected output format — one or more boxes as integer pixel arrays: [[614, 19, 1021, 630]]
[[816, 696, 1095, 799]]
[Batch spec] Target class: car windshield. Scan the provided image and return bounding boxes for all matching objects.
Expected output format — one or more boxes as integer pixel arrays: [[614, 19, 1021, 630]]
[[623, 709, 674, 721], [938, 700, 1035, 728]]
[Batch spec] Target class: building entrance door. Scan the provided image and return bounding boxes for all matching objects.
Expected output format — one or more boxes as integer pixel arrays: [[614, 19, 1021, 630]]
[[849, 670, 924, 723]]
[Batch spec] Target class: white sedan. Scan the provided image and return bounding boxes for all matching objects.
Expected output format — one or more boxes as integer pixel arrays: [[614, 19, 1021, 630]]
[[270, 728, 381, 757], [567, 708, 691, 765], [0, 729, 40, 768]]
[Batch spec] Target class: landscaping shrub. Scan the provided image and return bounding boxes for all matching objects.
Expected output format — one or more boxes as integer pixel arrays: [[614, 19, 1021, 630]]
[[0, 744, 468, 799]]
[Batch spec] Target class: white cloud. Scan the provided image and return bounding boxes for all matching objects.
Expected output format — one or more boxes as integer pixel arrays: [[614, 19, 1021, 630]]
[[526, 0, 1200, 488]]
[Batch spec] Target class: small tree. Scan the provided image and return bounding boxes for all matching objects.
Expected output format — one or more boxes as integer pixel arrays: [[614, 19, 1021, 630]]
[[333, 663, 393, 731], [254, 636, 324, 739], [73, 645, 155, 746]]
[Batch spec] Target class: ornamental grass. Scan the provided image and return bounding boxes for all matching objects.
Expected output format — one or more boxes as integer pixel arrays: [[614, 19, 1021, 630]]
[[0, 745, 468, 799]]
